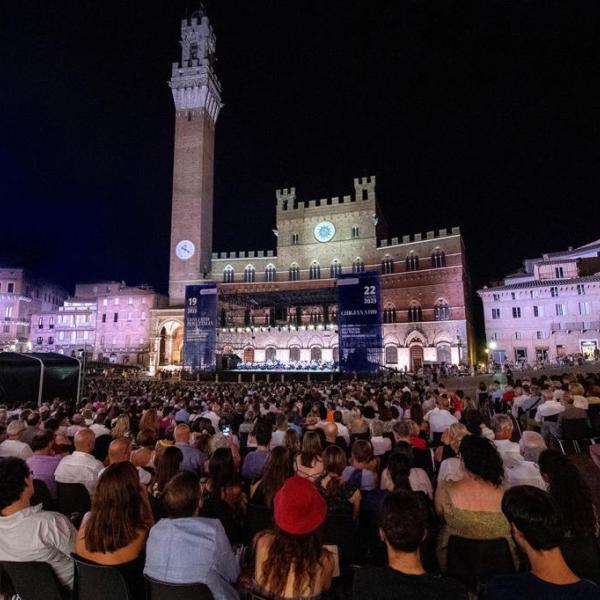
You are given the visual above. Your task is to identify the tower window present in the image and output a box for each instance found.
[434,300,450,321]
[352,258,365,273]
[190,43,198,60]
[291,233,299,245]
[265,265,276,282]
[382,257,394,274]
[351,226,360,238]
[383,305,397,324]
[408,303,422,323]
[330,261,342,278]
[223,266,234,283]
[244,265,256,283]
[431,249,446,268]
[405,253,419,271]
[309,263,321,280]
[289,264,300,281]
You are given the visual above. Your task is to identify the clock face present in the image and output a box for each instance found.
[175,240,195,260]
[314,221,335,243]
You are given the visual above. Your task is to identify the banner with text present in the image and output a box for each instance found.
[336,272,382,373]
[184,283,218,371]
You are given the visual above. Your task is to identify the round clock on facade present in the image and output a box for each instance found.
[313,221,335,243]
[175,240,195,260]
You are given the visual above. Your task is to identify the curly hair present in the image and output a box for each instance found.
[459,435,503,487]
[258,526,329,597]
[0,457,29,511]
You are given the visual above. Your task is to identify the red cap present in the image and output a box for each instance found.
[273,476,327,535]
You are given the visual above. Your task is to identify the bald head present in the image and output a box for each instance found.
[174,423,190,443]
[324,422,338,442]
[74,428,95,453]
[108,436,132,464]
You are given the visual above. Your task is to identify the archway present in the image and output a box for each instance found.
[158,320,184,366]
[171,327,183,364]
[243,347,255,362]
[409,345,424,371]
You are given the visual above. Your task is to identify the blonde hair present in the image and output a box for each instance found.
[568,383,585,396]
[446,422,469,453]
[111,414,130,439]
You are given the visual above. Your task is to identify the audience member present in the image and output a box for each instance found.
[353,490,467,599]
[0,457,76,589]
[242,421,272,480]
[493,415,523,467]
[424,397,457,442]
[54,428,104,496]
[251,446,292,508]
[144,471,240,600]
[26,430,62,499]
[0,420,33,459]
[343,439,378,490]
[294,430,324,481]
[174,423,206,473]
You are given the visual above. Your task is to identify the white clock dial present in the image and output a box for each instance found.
[176,240,195,260]
[314,221,335,243]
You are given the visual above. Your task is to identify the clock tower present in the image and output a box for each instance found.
[168,11,222,306]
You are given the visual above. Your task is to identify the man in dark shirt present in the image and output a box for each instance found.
[353,490,467,600]
[483,486,600,599]
[241,421,271,480]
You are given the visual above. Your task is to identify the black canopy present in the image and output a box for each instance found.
[0,352,80,407]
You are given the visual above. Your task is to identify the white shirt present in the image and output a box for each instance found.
[494,439,523,468]
[0,505,76,588]
[371,436,392,456]
[89,423,111,438]
[334,422,350,445]
[54,451,104,496]
[380,467,433,499]
[200,410,220,431]
[437,457,464,482]
[511,394,531,418]
[424,408,458,436]
[504,461,547,490]
[0,439,33,460]
[270,429,286,449]
[535,400,566,423]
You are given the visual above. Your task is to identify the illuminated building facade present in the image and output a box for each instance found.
[150,11,475,373]
[479,239,600,365]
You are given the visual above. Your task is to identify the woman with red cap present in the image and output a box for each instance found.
[254,475,335,599]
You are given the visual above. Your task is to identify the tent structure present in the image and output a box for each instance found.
[0,353,81,408]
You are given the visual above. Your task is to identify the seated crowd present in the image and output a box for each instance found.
[0,372,600,599]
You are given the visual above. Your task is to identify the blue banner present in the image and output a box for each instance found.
[183,284,218,371]
[336,272,382,373]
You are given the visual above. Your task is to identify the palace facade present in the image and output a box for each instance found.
[149,12,475,373]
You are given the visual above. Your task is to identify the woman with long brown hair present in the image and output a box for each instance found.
[75,462,153,599]
[294,430,324,481]
[255,476,334,599]
[138,408,160,438]
[149,445,183,499]
[251,446,292,508]
[130,428,157,469]
[316,445,361,520]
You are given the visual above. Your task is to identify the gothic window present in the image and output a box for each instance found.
[382,256,394,274]
[244,265,256,283]
[330,260,342,278]
[265,264,276,282]
[309,308,323,324]
[383,304,397,324]
[291,233,299,245]
[352,258,365,273]
[309,262,321,280]
[432,248,446,268]
[406,252,419,271]
[310,346,322,361]
[223,265,234,283]
[289,264,300,281]
[408,302,422,323]
[265,347,277,361]
[434,300,450,321]
[289,346,301,362]
[351,226,360,238]
[329,308,337,324]
[385,346,398,364]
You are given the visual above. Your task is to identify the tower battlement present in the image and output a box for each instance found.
[276,176,376,211]
[377,226,461,248]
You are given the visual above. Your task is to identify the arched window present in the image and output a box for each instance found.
[244,265,256,283]
[329,307,337,324]
[309,308,322,324]
[265,264,276,282]
[382,256,394,274]
[330,260,342,278]
[383,304,397,324]
[385,346,398,364]
[437,344,452,363]
[289,264,300,281]
[406,252,419,271]
[351,226,360,238]
[223,265,234,283]
[310,346,322,361]
[289,346,301,362]
[309,262,321,280]
[408,302,422,323]
[243,347,255,362]
[432,248,446,268]
[265,347,277,361]
[434,300,450,321]
[352,258,365,273]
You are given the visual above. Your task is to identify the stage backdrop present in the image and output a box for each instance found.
[336,272,382,373]
[184,283,218,371]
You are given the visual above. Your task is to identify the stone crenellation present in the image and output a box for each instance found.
[378,227,460,248]
[276,176,376,211]
[212,250,275,260]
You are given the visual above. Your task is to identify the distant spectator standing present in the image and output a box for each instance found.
[0,420,33,459]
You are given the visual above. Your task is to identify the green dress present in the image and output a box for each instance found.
[436,482,518,572]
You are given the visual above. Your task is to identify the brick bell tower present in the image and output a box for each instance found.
[168,10,222,306]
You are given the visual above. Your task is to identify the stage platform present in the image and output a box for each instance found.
[217,368,339,382]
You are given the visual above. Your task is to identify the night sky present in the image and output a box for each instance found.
[2,1,600,310]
